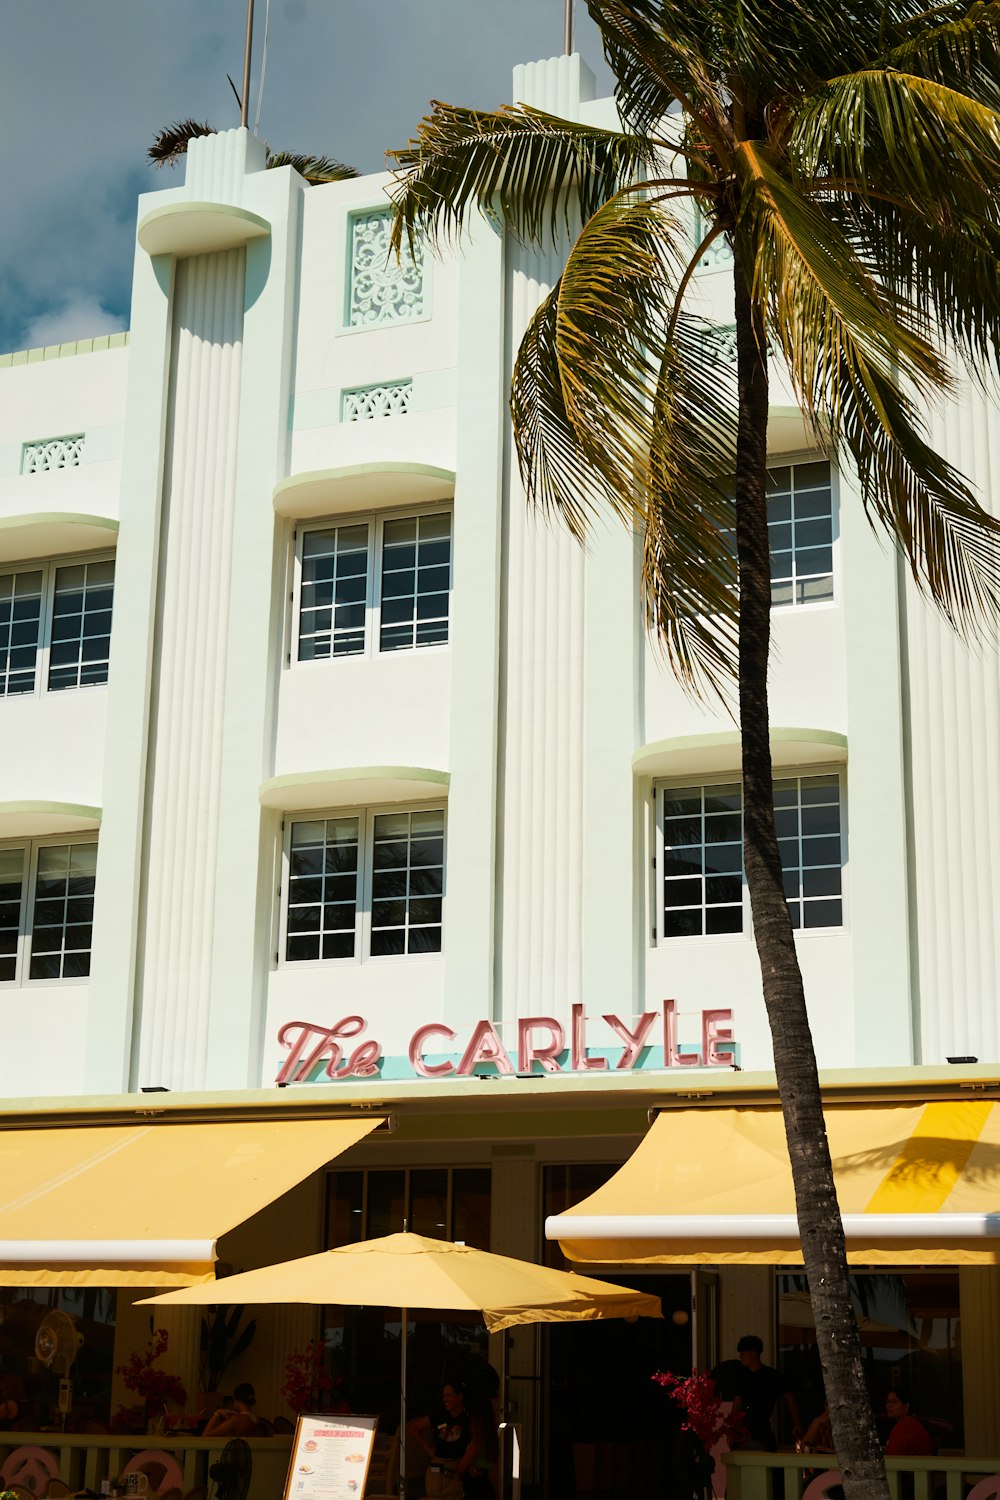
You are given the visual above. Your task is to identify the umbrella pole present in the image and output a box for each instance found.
[400,1306,408,1500]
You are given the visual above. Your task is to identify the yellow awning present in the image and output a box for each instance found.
[546,1101,1000,1265]
[0,1116,383,1286]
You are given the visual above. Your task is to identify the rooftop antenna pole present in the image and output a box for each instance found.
[563,0,574,54]
[240,0,255,127]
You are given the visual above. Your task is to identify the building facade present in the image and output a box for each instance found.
[1,51,999,1496]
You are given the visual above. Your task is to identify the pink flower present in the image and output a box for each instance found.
[653,1371,747,1450]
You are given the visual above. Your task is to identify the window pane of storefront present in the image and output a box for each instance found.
[366,1169,406,1239]
[0,1288,116,1429]
[452,1168,491,1251]
[326,1169,365,1247]
[542,1165,694,1500]
[410,1168,449,1239]
[322,1167,493,1432]
[778,1272,963,1449]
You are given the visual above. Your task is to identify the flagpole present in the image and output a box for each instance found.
[240,0,255,127]
[563,0,574,55]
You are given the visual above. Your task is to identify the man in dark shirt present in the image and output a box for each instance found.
[712,1335,802,1451]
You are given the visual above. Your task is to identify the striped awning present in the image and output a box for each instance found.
[545,1100,1000,1265]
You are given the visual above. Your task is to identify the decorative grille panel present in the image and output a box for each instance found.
[342,380,413,420]
[21,435,85,473]
[349,210,425,327]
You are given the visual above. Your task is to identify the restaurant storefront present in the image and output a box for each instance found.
[0,1064,998,1500]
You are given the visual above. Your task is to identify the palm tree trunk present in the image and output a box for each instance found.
[731,240,889,1500]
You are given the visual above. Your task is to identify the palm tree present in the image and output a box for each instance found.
[148,119,357,185]
[387,5,1000,1498]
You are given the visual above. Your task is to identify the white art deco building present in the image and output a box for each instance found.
[0,51,999,1497]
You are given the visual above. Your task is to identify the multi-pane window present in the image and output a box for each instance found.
[768,461,834,607]
[370,809,444,954]
[299,525,369,661]
[0,557,114,698]
[379,515,451,652]
[0,839,98,984]
[0,569,44,696]
[774,774,844,929]
[658,774,844,938]
[284,807,445,963]
[295,512,451,662]
[661,784,744,938]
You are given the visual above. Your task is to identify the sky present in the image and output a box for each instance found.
[0,1,614,354]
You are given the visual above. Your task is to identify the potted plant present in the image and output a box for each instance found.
[113,1328,187,1433]
[282,1342,336,1414]
[653,1370,746,1500]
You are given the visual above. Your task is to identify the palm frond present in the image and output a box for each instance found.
[739,143,1000,630]
[792,68,1000,205]
[837,358,1000,629]
[585,1,733,156]
[643,316,740,696]
[829,195,1000,376]
[148,119,216,168]
[510,196,739,693]
[388,102,657,252]
[736,141,949,409]
[880,1,1000,107]
[266,152,358,184]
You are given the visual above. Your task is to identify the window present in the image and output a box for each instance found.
[0,557,114,698]
[768,461,834,606]
[0,838,98,983]
[284,806,445,963]
[295,512,450,662]
[658,773,844,938]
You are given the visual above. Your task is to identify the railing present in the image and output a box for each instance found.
[726,1451,1000,1500]
[0,1432,292,1500]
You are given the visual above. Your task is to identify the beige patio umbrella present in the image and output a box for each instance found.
[142,1231,662,1496]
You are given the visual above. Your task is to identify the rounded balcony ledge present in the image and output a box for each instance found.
[0,801,102,839]
[273,463,456,521]
[259,766,450,812]
[632,728,847,780]
[0,513,118,565]
[137,202,271,259]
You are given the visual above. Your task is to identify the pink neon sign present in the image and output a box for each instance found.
[275,1000,735,1085]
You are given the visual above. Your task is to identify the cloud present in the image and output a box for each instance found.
[20,295,128,350]
[0,0,615,354]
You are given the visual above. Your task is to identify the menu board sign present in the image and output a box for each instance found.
[283,1413,379,1500]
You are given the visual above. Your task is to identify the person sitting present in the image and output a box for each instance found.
[884,1388,934,1456]
[799,1400,834,1453]
[202,1382,258,1438]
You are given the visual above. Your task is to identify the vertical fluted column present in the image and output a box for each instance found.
[960,1266,1000,1453]
[903,381,1000,1062]
[497,55,595,1030]
[135,248,246,1089]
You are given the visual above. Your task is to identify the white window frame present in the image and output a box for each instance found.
[0,551,115,701]
[289,506,453,667]
[766,455,840,612]
[278,802,447,967]
[0,834,98,987]
[652,766,848,944]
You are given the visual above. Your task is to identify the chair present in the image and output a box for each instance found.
[272,1417,294,1435]
[180,1485,207,1500]
[965,1479,1000,1500]
[1,1447,61,1496]
[365,1431,399,1499]
[802,1470,844,1500]
[158,1487,183,1500]
[46,1483,71,1499]
[121,1451,186,1495]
